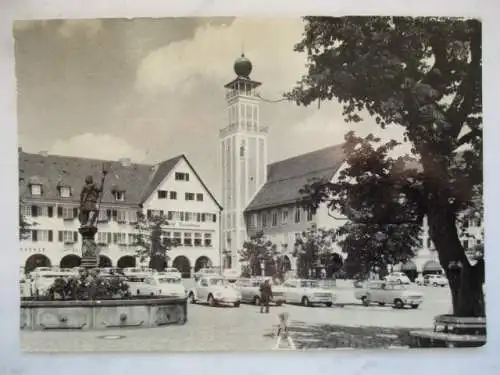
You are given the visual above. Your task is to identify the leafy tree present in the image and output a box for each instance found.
[239,231,279,277]
[293,224,336,278]
[134,211,176,271]
[288,16,483,316]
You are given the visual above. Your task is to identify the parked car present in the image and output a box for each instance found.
[282,279,336,307]
[161,268,182,279]
[20,277,32,298]
[30,270,69,296]
[188,275,241,307]
[354,280,423,309]
[353,279,367,288]
[416,274,448,287]
[384,272,411,284]
[194,268,219,280]
[222,269,240,282]
[233,278,285,306]
[131,274,186,297]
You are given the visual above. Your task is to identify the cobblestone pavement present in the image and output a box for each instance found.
[20,283,451,352]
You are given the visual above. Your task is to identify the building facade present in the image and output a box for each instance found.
[220,54,484,277]
[19,151,222,277]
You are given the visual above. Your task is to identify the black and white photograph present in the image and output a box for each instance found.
[15,15,485,352]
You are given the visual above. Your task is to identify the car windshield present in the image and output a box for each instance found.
[300,280,320,288]
[158,277,181,284]
[210,278,227,286]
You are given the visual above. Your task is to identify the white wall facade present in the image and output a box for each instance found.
[20,157,221,275]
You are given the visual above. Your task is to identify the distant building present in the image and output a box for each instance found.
[19,150,222,277]
[219,54,483,277]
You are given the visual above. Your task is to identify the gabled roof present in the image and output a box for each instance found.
[18,151,221,209]
[245,144,346,212]
[19,152,154,205]
[139,154,222,210]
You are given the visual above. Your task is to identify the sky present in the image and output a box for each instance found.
[14,17,410,199]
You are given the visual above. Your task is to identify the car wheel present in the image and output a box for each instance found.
[188,292,196,304]
[398,279,403,284]
[378,302,386,306]
[325,302,333,307]
[411,304,419,309]
[234,302,240,308]
[302,296,310,307]
[208,294,216,307]
[150,292,154,296]
[432,282,438,287]
[393,299,404,309]
[361,296,369,306]
[275,301,283,307]
[254,296,261,306]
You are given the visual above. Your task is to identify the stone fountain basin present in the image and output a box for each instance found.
[21,297,187,331]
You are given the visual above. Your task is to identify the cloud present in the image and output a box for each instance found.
[57,19,103,38]
[49,133,147,162]
[135,18,307,97]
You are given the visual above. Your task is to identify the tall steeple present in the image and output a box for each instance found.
[219,54,268,271]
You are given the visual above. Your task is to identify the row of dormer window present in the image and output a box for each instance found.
[157,190,204,202]
[247,207,314,228]
[27,183,125,201]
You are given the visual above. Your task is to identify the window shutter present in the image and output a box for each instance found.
[106,209,112,219]
[58,231,63,242]
[47,206,53,217]
[202,213,206,222]
[112,209,118,220]
[73,232,78,243]
[57,206,63,218]
[48,230,53,242]
[73,207,78,219]
[107,232,112,244]
[212,214,217,222]
[160,210,164,217]
[31,205,38,217]
[186,173,189,181]
[32,230,38,242]
[113,233,119,243]
[147,210,152,219]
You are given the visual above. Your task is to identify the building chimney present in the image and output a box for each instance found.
[119,157,131,167]
[39,151,49,157]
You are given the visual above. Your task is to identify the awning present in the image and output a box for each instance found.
[423,260,442,272]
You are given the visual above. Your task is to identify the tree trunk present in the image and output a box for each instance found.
[427,197,485,317]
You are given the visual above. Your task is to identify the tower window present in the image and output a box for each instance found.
[240,140,245,157]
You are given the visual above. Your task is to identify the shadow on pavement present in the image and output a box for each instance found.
[278,321,419,349]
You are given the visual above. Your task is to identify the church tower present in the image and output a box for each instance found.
[219,54,268,271]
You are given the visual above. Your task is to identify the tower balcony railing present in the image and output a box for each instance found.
[219,124,269,137]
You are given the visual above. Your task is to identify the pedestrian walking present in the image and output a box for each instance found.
[259,279,272,314]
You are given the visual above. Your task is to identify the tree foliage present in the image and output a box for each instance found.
[134,211,176,271]
[293,224,337,278]
[239,231,279,277]
[288,16,483,316]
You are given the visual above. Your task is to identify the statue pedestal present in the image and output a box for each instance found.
[79,226,99,269]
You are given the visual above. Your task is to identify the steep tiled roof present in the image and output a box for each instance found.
[139,156,183,203]
[19,152,175,206]
[245,144,346,212]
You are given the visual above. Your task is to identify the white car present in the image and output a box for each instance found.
[384,272,411,284]
[131,274,186,297]
[233,278,285,306]
[188,275,241,307]
[417,274,448,287]
[282,279,336,307]
[194,268,219,280]
[20,277,32,298]
[30,270,69,296]
[354,280,424,309]
[162,268,182,278]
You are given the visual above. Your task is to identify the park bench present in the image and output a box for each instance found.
[409,314,486,348]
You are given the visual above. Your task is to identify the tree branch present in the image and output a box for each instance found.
[455,128,482,148]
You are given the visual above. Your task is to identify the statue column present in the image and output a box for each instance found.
[80,227,100,269]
